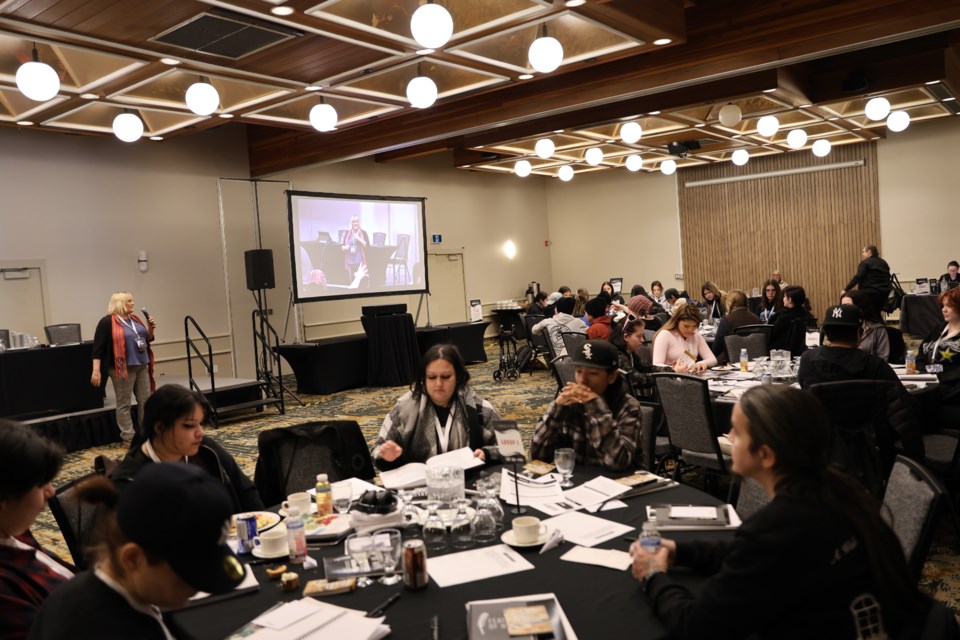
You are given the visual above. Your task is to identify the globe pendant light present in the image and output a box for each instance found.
[864,97,891,121]
[625,154,643,172]
[557,165,574,182]
[757,115,779,137]
[309,100,338,132]
[185,77,219,116]
[113,111,144,143]
[534,138,555,159]
[718,103,742,127]
[620,121,643,144]
[786,128,808,149]
[660,159,677,175]
[406,71,438,109]
[811,139,832,157]
[731,149,749,166]
[528,24,563,74]
[886,110,910,132]
[410,1,454,50]
[16,44,60,102]
[514,160,532,177]
[584,147,603,166]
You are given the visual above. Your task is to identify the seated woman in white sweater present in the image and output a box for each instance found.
[652,303,717,373]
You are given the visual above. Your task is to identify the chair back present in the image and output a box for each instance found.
[393,234,410,260]
[48,472,101,569]
[523,315,552,358]
[636,401,672,472]
[733,324,773,338]
[734,476,771,521]
[886,326,907,365]
[725,333,767,361]
[808,380,895,498]
[372,232,386,246]
[254,421,375,506]
[44,323,82,345]
[559,331,587,357]
[882,456,946,581]
[653,373,727,473]
[0,328,9,348]
[551,356,577,395]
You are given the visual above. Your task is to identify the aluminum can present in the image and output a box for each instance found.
[402,539,428,590]
[235,513,258,553]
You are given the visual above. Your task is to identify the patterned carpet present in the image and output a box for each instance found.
[31,339,960,615]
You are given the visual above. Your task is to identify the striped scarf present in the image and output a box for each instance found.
[110,314,156,391]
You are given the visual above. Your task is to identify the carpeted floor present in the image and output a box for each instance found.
[31,339,960,614]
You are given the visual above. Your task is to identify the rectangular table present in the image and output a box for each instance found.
[900,294,941,338]
[0,342,103,418]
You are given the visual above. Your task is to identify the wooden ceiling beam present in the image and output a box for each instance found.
[573,0,686,44]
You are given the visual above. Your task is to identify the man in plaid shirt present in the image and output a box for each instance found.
[530,340,642,471]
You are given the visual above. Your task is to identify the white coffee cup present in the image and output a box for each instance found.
[512,516,547,544]
[283,491,311,515]
[254,528,287,556]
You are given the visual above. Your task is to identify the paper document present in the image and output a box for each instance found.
[531,476,630,516]
[499,469,564,506]
[308,476,380,499]
[541,511,633,547]
[428,544,534,588]
[379,447,484,489]
[226,597,388,640]
[560,546,632,571]
[646,504,742,531]
[670,506,718,519]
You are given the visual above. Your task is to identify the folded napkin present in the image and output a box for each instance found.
[349,510,404,534]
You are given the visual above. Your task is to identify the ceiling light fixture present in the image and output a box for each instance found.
[660,159,677,175]
[864,96,891,121]
[16,120,34,126]
[518,73,534,80]
[585,147,603,166]
[219,113,234,119]
[528,23,563,74]
[309,99,338,131]
[81,93,99,100]
[160,57,180,66]
[786,128,808,149]
[620,121,643,143]
[886,110,910,132]
[648,111,661,116]
[16,43,60,102]
[416,48,435,55]
[811,139,832,157]
[410,1,454,50]
[565,0,586,6]
[718,103,742,127]
[112,111,144,143]
[625,154,643,172]
[515,160,532,177]
[757,115,779,137]
[406,63,438,108]
[150,136,164,141]
[271,5,294,15]
[535,138,555,159]
[558,165,574,181]
[653,38,672,46]
[305,85,322,91]
[185,77,220,116]
[731,149,749,166]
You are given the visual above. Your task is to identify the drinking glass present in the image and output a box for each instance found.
[554,448,576,488]
[473,501,497,544]
[426,465,464,507]
[450,499,474,549]
[398,488,421,537]
[331,481,352,515]
[345,533,375,588]
[373,528,402,585]
[422,501,448,552]
[481,476,506,531]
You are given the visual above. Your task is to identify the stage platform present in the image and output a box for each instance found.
[20,375,265,453]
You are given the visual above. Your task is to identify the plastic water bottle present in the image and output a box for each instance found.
[640,521,662,555]
[739,348,749,372]
[905,350,917,375]
[286,506,307,564]
[315,474,333,517]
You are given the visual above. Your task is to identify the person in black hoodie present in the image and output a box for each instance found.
[110,384,263,513]
[711,289,760,365]
[842,244,892,315]
[768,286,813,356]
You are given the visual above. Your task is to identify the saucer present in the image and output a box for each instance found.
[251,546,288,560]
[501,529,550,548]
[279,503,318,517]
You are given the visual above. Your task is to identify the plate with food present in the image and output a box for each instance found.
[305,513,353,540]
[230,511,282,534]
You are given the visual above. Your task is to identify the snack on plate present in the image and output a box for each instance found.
[523,460,555,476]
[279,572,300,591]
[302,578,357,597]
[265,564,287,579]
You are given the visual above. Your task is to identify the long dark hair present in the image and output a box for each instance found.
[0,420,63,501]
[782,285,812,315]
[136,384,211,448]
[738,386,926,628]
[411,344,470,398]
[609,315,645,355]
[758,279,783,313]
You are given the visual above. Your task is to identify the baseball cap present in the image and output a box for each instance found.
[546,292,563,305]
[117,463,244,595]
[569,340,619,370]
[822,304,862,327]
[627,294,653,317]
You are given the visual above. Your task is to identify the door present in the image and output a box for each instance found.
[426,253,467,325]
[0,266,47,342]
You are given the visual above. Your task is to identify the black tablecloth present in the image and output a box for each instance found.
[416,321,491,363]
[275,337,369,395]
[900,295,941,338]
[361,313,420,387]
[0,342,103,418]
[168,467,730,640]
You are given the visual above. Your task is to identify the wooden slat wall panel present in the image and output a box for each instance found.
[676,142,879,320]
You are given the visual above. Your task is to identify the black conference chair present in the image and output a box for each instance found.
[44,323,82,345]
[725,333,767,361]
[254,421,375,507]
[388,233,410,285]
[0,328,9,349]
[881,456,948,582]
[372,231,386,246]
[48,472,101,569]
[559,330,587,358]
[733,324,773,339]
[886,326,907,365]
[733,476,771,521]
[637,399,674,474]
[523,315,552,367]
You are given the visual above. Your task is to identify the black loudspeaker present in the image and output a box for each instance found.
[244,249,275,290]
[362,304,407,317]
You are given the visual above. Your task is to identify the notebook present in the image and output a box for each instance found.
[226,598,389,640]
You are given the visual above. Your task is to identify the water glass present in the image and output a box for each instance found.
[450,499,474,549]
[331,481,352,514]
[373,528,402,585]
[398,488,422,537]
[478,475,505,531]
[345,533,375,588]
[422,501,448,552]
[473,502,498,544]
[555,448,575,488]
[425,465,464,507]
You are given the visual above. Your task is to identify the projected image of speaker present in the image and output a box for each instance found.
[245,249,275,290]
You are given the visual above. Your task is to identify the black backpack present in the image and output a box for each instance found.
[883,274,905,313]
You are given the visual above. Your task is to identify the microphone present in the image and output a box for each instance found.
[141,308,152,320]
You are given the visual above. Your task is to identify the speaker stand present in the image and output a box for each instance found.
[414,292,433,328]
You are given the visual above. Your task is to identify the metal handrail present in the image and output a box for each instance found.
[184,315,218,416]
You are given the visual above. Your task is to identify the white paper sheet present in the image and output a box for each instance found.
[499,469,564,506]
[541,511,633,547]
[530,475,630,516]
[560,545,632,571]
[670,506,719,519]
[253,600,318,630]
[307,475,380,499]
[428,544,534,588]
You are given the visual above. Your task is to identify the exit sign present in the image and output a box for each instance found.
[431,234,442,244]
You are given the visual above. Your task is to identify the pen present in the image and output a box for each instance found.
[366,593,401,618]
[431,615,440,640]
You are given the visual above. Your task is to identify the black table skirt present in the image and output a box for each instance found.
[0,342,104,419]
[900,295,941,338]
[168,466,729,640]
[361,313,420,387]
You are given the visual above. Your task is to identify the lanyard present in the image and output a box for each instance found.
[144,438,188,464]
[434,406,455,453]
[120,316,140,337]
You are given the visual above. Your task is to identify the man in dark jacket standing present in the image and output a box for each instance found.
[842,244,891,313]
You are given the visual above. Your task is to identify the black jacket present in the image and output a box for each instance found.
[711,307,761,364]
[111,436,263,513]
[845,255,892,295]
[768,306,810,355]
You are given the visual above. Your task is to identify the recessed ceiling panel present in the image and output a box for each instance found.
[246,93,400,127]
[336,58,507,102]
[112,69,290,112]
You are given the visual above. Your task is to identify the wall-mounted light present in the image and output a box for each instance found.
[138,250,149,273]
[502,239,517,259]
